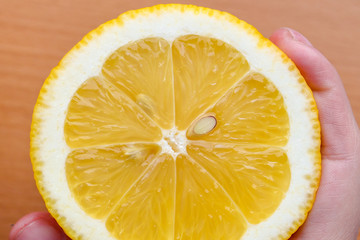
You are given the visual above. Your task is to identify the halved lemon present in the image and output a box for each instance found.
[30,4,321,240]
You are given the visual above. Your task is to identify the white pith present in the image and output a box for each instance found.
[32,6,319,240]
[160,128,187,157]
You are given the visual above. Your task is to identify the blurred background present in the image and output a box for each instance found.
[1,0,359,239]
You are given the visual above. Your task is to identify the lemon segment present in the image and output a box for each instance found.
[66,144,161,219]
[64,76,163,148]
[174,154,247,240]
[188,73,289,146]
[187,142,290,224]
[172,35,250,130]
[102,38,174,130]
[105,154,175,240]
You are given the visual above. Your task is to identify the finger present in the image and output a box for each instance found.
[9,212,70,240]
[270,27,359,160]
[270,27,338,91]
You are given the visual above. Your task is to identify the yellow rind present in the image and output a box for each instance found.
[30,4,321,240]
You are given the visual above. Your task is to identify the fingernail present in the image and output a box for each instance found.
[14,218,67,240]
[284,27,313,47]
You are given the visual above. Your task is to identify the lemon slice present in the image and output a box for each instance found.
[30,4,321,240]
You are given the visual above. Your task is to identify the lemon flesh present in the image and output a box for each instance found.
[65,36,291,239]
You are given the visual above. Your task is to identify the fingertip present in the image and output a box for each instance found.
[270,27,313,47]
[269,28,291,46]
[270,28,338,92]
[9,212,69,240]
[9,212,48,240]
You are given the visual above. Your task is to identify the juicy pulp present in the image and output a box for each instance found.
[64,35,290,239]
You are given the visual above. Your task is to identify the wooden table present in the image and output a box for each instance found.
[1,0,359,239]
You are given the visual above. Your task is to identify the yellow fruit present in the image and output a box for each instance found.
[30,4,321,240]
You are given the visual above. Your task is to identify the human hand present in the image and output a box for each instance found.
[271,28,360,240]
[9,28,360,240]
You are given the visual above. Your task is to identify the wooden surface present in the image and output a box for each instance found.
[1,0,359,239]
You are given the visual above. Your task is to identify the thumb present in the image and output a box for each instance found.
[271,28,360,240]
[9,212,70,240]
[270,27,359,160]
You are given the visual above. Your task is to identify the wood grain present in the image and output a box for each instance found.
[1,0,359,239]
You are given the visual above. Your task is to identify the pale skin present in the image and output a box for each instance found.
[9,28,360,240]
